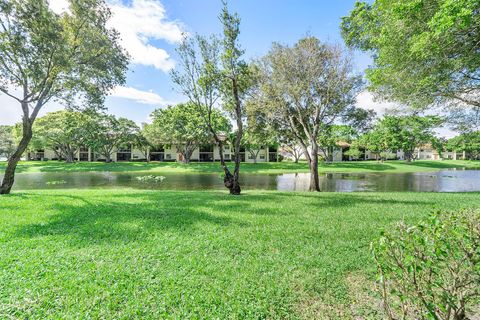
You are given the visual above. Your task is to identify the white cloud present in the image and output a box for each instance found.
[108,0,184,72]
[48,0,184,72]
[110,86,171,105]
[355,91,401,116]
[355,91,458,138]
[49,0,70,15]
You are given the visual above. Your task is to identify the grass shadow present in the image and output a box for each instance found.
[14,192,247,246]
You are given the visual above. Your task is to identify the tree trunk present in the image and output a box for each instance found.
[405,151,412,163]
[229,141,242,195]
[309,144,320,192]
[1,106,33,194]
[229,78,243,195]
[105,154,112,163]
[250,151,258,164]
[180,143,196,164]
[65,149,74,163]
[214,140,240,195]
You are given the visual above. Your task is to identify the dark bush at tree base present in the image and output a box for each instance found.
[372,209,480,319]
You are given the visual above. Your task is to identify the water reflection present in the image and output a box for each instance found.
[5,169,480,192]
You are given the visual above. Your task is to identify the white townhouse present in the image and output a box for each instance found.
[27,144,279,163]
[282,142,468,162]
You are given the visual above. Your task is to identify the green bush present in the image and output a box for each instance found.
[372,209,480,319]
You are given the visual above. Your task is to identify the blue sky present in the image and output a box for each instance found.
[2,0,380,126]
[118,0,372,123]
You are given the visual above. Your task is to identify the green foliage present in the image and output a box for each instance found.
[382,115,442,161]
[341,0,480,111]
[344,146,362,159]
[219,0,252,117]
[84,113,139,162]
[0,125,15,159]
[255,36,361,190]
[131,129,152,159]
[171,1,250,193]
[243,101,277,162]
[446,131,480,159]
[146,103,230,163]
[317,125,358,162]
[0,0,128,109]
[0,0,128,193]
[372,209,480,319]
[358,126,390,160]
[361,115,442,161]
[343,106,377,134]
[32,110,90,162]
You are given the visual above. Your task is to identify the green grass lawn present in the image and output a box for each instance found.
[1,189,479,319]
[1,159,479,175]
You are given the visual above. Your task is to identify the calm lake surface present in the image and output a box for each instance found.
[5,169,480,192]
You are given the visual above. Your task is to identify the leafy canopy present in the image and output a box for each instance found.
[0,125,15,159]
[146,103,230,147]
[0,0,129,109]
[32,110,90,159]
[341,0,480,110]
[84,113,139,160]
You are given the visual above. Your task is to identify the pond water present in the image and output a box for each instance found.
[5,169,480,192]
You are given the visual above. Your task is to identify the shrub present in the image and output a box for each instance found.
[372,209,480,319]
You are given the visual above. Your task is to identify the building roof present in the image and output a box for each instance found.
[336,141,351,148]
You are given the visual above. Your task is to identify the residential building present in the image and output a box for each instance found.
[281,143,467,162]
[27,144,278,163]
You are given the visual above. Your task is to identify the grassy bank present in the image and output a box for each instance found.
[1,159,479,175]
[1,189,479,318]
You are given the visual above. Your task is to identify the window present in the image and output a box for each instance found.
[166,154,171,160]
[199,145,214,152]
[225,154,230,160]
[150,145,165,152]
[118,145,132,152]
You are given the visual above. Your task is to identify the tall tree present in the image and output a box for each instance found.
[32,110,89,163]
[171,1,251,194]
[244,101,276,164]
[317,125,357,162]
[85,114,138,163]
[255,37,361,191]
[0,125,15,160]
[358,125,391,162]
[218,1,252,193]
[381,115,443,162]
[145,103,230,164]
[341,0,480,112]
[0,0,128,194]
[132,128,152,162]
[446,131,480,160]
[342,106,376,134]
